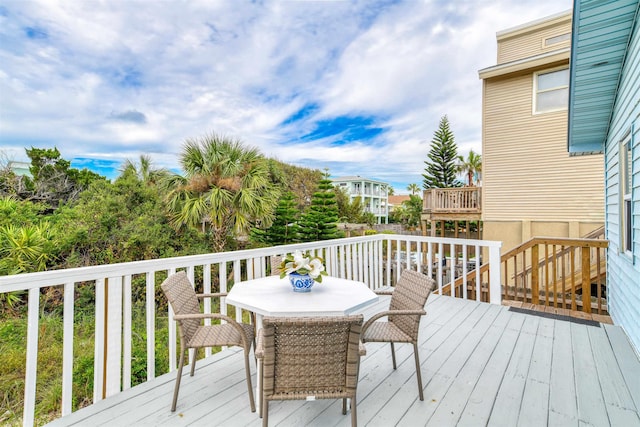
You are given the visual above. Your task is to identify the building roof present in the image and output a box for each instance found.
[331,176,388,185]
[8,161,31,177]
[387,195,411,206]
[568,0,640,154]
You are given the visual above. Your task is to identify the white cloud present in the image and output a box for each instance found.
[0,0,573,191]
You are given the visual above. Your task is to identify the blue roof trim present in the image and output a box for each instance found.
[568,0,640,154]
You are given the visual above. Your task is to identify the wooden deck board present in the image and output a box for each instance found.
[518,317,554,427]
[548,320,578,427]
[571,322,610,427]
[487,313,540,426]
[46,295,640,427]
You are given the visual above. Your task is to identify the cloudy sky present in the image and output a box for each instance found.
[0,0,572,192]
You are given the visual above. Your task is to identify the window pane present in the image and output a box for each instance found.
[538,69,569,91]
[536,88,568,111]
[625,200,632,252]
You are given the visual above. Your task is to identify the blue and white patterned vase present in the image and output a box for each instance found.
[288,272,315,292]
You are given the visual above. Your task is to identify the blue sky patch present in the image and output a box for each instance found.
[72,158,122,180]
[114,67,143,88]
[302,115,385,144]
[282,103,320,125]
[24,26,48,39]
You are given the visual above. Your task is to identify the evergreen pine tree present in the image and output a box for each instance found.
[298,175,342,242]
[262,191,300,245]
[422,115,461,188]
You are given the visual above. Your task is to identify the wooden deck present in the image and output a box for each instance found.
[47,295,640,427]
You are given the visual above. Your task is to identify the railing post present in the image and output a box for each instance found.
[531,245,539,305]
[489,243,502,305]
[582,246,591,313]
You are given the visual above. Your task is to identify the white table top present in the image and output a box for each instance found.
[226,275,378,317]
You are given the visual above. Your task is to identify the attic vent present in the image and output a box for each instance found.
[544,32,570,46]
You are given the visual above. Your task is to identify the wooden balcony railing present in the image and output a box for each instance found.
[423,187,481,213]
[0,234,502,426]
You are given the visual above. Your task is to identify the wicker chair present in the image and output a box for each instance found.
[270,255,283,276]
[255,315,365,427]
[361,269,435,401]
[161,271,256,413]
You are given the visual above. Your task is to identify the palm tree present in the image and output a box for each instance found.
[119,154,169,185]
[457,150,482,186]
[164,133,279,252]
[407,183,420,195]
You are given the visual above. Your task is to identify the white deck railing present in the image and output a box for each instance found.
[0,234,501,427]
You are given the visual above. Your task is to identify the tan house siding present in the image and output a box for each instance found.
[497,11,572,63]
[480,11,604,255]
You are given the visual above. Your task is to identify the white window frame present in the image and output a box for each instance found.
[532,66,569,114]
[621,131,633,257]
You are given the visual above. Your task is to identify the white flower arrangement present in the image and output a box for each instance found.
[279,250,328,283]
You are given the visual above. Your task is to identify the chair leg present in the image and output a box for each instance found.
[390,342,397,369]
[413,342,424,401]
[258,358,263,418]
[189,348,197,376]
[262,401,269,427]
[244,347,256,412]
[171,349,186,412]
[351,396,357,427]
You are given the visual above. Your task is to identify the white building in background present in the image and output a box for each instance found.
[331,176,389,224]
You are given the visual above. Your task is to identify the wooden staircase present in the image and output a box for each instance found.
[437,226,609,317]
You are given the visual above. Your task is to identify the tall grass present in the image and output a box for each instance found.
[0,308,171,426]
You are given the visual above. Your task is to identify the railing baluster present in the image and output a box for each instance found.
[475,244,481,302]
[462,244,468,300]
[123,275,132,390]
[596,248,602,314]
[23,287,40,427]
[560,246,566,310]
[531,245,539,305]
[570,249,577,311]
[62,281,74,416]
[204,264,212,357]
[544,245,550,308]
[94,278,106,402]
[552,244,557,308]
[582,246,591,313]
[167,268,177,373]
[145,272,155,380]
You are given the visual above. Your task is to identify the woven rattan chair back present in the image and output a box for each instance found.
[388,269,435,340]
[161,271,201,343]
[259,315,364,426]
[269,255,283,276]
